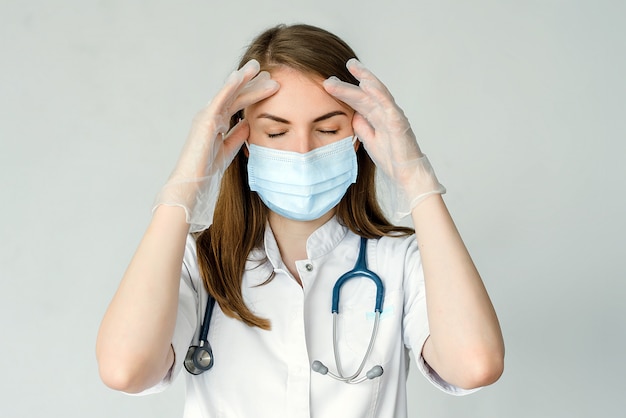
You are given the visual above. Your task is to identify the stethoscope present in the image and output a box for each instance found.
[185,237,385,384]
[311,237,384,383]
[184,292,216,375]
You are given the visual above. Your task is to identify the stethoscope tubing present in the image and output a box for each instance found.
[200,294,216,341]
[331,237,384,314]
[332,310,381,383]
[325,236,385,383]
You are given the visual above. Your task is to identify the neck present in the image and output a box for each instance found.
[268,210,335,283]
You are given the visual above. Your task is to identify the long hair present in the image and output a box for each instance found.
[196,24,413,329]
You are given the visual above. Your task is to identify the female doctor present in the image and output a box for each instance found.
[96,24,504,417]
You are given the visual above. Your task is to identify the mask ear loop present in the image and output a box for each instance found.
[352,135,361,152]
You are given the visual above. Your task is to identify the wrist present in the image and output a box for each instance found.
[152,204,191,229]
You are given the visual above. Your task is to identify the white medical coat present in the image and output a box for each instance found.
[143,216,475,417]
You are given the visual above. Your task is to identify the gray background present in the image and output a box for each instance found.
[1,0,624,417]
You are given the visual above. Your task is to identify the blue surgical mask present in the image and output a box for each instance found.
[247,136,358,221]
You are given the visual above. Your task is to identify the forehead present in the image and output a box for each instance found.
[246,66,352,119]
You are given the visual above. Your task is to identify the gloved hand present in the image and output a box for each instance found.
[323,58,445,221]
[153,59,279,232]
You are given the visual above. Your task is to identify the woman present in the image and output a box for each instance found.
[97,24,504,417]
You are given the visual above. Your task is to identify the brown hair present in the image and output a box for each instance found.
[195,24,413,329]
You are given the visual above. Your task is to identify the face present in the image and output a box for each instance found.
[245,67,355,153]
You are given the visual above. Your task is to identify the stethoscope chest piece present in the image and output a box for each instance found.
[184,341,215,375]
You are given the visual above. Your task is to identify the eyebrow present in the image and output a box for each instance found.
[257,110,348,124]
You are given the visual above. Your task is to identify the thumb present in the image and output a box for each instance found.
[219,119,250,165]
[352,113,374,144]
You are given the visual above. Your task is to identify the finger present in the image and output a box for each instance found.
[346,59,399,111]
[230,71,280,112]
[346,59,390,95]
[227,59,262,89]
[325,76,395,130]
[209,60,262,112]
[323,76,375,116]
[347,59,399,110]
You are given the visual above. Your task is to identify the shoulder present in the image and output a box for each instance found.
[372,233,419,262]
[364,233,422,292]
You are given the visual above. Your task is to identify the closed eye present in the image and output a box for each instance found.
[319,130,338,135]
[267,132,287,138]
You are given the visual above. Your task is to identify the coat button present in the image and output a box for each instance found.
[305,263,313,272]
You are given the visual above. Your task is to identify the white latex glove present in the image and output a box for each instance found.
[323,58,445,221]
[153,60,279,232]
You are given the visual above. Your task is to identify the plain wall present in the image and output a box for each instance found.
[1,1,624,417]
